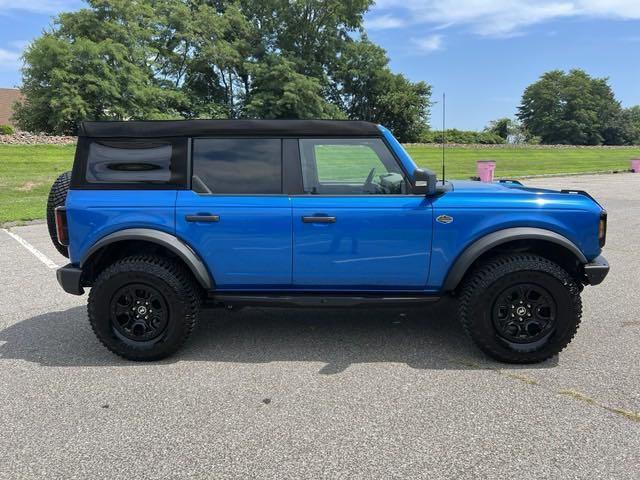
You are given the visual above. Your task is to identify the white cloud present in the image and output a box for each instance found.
[374,0,640,36]
[0,48,22,71]
[413,34,444,53]
[0,0,83,15]
[366,14,406,30]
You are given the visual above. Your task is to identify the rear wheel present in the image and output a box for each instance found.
[46,171,71,258]
[458,254,582,363]
[88,255,201,361]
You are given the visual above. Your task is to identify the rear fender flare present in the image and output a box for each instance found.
[80,228,213,290]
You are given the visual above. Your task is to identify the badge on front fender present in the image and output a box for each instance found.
[436,215,454,224]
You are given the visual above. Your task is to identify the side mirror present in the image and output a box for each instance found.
[412,168,437,195]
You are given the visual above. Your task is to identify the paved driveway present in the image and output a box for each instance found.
[0,173,638,479]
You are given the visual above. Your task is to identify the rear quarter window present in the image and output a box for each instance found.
[75,137,188,188]
[86,141,172,183]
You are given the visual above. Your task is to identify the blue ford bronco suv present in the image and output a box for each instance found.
[48,119,609,363]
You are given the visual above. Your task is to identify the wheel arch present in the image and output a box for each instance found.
[442,227,587,292]
[80,228,213,290]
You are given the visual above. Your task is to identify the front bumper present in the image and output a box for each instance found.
[584,255,609,286]
[56,264,85,295]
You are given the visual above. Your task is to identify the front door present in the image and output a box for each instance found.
[176,138,292,288]
[292,138,433,290]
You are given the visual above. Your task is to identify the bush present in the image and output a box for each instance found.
[0,124,15,135]
[418,129,506,144]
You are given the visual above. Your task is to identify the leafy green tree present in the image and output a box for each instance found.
[619,106,640,145]
[332,37,431,142]
[14,0,185,133]
[420,129,505,145]
[486,118,514,140]
[15,0,432,139]
[517,69,625,145]
[245,55,343,118]
[243,0,373,79]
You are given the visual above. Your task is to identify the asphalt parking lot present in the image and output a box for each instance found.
[1,173,638,479]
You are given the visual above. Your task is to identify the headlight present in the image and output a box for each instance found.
[598,211,607,248]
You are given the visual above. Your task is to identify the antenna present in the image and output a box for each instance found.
[441,92,446,185]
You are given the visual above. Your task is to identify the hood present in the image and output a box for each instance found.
[449,180,559,195]
[444,180,603,212]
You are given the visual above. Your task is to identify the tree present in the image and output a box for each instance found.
[14,0,432,139]
[332,36,431,142]
[486,118,514,141]
[618,106,640,145]
[14,0,186,133]
[517,69,625,145]
[245,55,343,119]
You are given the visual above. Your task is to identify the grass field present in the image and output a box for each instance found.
[1,143,639,224]
[0,145,76,224]
[406,145,640,179]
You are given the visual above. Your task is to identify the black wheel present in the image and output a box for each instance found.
[458,254,582,364]
[88,255,201,361]
[46,171,71,258]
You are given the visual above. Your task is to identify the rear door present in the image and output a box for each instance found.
[291,138,433,290]
[175,138,292,288]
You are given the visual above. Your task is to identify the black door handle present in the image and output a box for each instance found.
[185,214,220,223]
[302,216,336,224]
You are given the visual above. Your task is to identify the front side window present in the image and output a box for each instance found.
[192,138,282,194]
[299,138,407,195]
[86,141,173,184]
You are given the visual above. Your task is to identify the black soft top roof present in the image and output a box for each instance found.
[78,119,381,138]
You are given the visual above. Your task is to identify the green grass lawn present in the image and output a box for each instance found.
[0,145,75,224]
[406,145,640,178]
[1,143,639,224]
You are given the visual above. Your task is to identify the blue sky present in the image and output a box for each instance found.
[1,0,639,130]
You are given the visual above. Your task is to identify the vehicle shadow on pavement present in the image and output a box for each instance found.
[0,299,557,371]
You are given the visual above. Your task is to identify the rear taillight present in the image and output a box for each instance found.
[55,206,69,246]
[598,211,607,248]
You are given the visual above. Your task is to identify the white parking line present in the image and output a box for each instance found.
[1,228,59,269]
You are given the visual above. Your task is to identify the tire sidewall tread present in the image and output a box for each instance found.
[88,255,201,361]
[458,254,582,364]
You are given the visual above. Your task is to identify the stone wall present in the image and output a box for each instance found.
[0,132,76,145]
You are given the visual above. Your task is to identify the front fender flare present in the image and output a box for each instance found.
[80,228,213,290]
[442,227,587,292]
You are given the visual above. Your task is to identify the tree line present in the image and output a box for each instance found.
[12,2,640,146]
[13,0,429,142]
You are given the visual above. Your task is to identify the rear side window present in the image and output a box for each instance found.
[78,138,188,188]
[192,138,282,194]
[86,141,172,183]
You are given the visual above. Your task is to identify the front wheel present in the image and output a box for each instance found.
[88,255,201,361]
[458,254,582,364]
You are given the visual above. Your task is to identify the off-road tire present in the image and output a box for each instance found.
[88,255,201,361]
[46,171,71,257]
[458,254,582,364]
